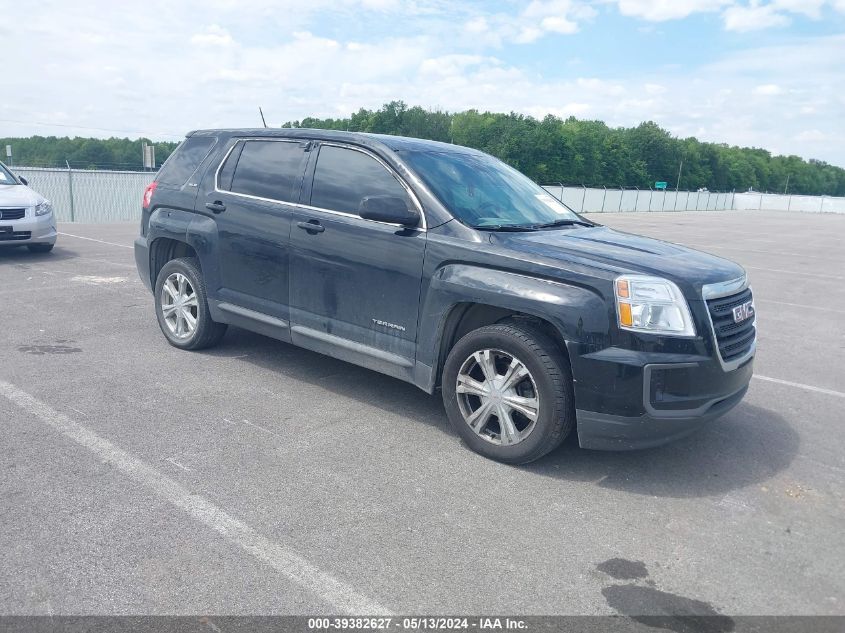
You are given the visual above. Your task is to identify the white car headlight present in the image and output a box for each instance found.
[614,275,696,337]
[35,201,53,216]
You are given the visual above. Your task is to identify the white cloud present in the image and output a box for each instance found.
[770,0,826,18]
[723,2,791,31]
[3,0,845,167]
[190,25,234,47]
[541,16,579,34]
[793,129,826,142]
[418,55,493,77]
[526,103,591,118]
[462,0,595,45]
[619,0,841,28]
[616,0,730,22]
[514,26,546,44]
[465,16,489,34]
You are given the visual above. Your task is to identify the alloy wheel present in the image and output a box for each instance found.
[160,272,198,339]
[455,348,540,446]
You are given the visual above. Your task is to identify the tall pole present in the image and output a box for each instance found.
[66,160,75,222]
[676,158,684,191]
[784,173,790,195]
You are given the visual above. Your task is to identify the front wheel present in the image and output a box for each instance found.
[154,257,227,350]
[442,321,575,464]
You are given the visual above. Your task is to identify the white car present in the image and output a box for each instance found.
[0,161,56,253]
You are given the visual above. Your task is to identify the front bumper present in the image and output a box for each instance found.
[0,211,57,246]
[571,345,754,450]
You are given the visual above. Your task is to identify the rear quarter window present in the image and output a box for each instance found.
[157,136,216,187]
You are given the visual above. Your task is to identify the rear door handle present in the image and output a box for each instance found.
[205,201,226,214]
[297,220,325,233]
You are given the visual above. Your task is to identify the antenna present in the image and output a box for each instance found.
[259,107,268,128]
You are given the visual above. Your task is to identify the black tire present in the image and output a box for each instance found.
[27,243,54,253]
[442,320,575,464]
[154,257,227,350]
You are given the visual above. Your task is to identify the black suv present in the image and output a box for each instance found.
[135,129,755,464]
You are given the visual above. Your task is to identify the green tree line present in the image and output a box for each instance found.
[284,101,845,196]
[4,102,843,195]
[0,136,179,171]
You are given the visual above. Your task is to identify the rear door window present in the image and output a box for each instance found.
[228,140,307,203]
[157,136,216,186]
[310,145,408,214]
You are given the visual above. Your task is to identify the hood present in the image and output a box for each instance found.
[0,184,43,208]
[491,225,745,297]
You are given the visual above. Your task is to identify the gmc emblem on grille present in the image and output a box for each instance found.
[732,301,754,323]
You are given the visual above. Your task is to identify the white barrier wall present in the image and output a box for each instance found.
[542,186,734,213]
[733,192,845,214]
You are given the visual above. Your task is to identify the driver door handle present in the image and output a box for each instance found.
[205,201,226,214]
[297,220,325,233]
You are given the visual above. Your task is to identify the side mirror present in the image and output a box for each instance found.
[18,176,28,186]
[359,196,420,227]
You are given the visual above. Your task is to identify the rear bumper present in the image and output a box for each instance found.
[0,212,57,246]
[134,236,152,291]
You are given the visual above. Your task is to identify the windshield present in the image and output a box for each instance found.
[0,162,18,185]
[398,149,581,229]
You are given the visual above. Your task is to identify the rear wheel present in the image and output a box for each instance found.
[27,243,54,253]
[442,320,574,464]
[154,257,227,350]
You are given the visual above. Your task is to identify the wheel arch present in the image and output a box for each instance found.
[149,237,199,288]
[433,302,574,389]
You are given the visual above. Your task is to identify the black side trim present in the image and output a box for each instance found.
[290,325,414,368]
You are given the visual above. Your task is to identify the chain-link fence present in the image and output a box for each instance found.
[14,166,153,223]
[8,166,845,222]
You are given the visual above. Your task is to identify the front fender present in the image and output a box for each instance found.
[418,263,612,388]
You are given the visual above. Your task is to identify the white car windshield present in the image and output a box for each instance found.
[0,163,18,184]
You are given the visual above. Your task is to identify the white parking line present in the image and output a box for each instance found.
[755,298,840,313]
[695,245,836,261]
[58,232,133,249]
[0,379,391,615]
[165,457,193,472]
[753,375,845,399]
[0,284,72,296]
[743,266,845,281]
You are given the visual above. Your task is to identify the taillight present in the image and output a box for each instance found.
[142,181,158,210]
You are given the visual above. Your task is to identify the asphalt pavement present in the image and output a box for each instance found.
[0,211,843,617]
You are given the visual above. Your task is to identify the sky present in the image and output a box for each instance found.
[2,0,844,166]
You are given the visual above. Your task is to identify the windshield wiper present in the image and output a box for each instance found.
[474,224,539,232]
[530,219,594,229]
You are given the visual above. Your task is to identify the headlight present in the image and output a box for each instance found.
[614,275,696,337]
[35,201,53,216]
